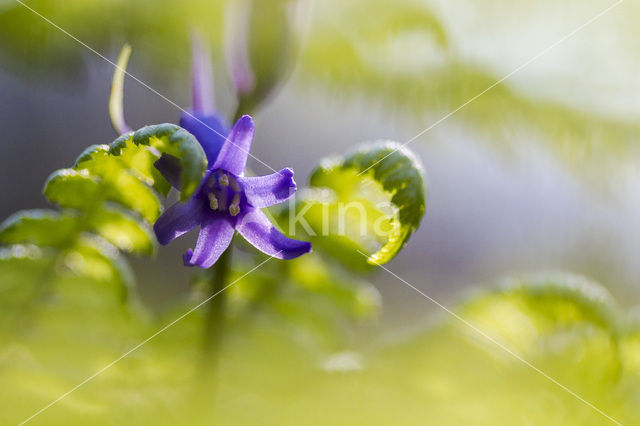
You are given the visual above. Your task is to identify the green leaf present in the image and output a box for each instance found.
[307,141,426,265]
[43,169,100,209]
[458,273,620,351]
[75,144,162,223]
[61,235,135,301]
[87,205,155,255]
[110,123,208,201]
[0,121,207,305]
[0,210,77,247]
[289,253,380,319]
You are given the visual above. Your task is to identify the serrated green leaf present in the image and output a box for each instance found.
[43,168,100,209]
[150,165,172,197]
[110,123,207,201]
[88,205,155,255]
[75,144,162,222]
[308,141,426,265]
[0,210,77,247]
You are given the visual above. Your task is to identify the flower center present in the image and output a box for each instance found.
[206,171,242,216]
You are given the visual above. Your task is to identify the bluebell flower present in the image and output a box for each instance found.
[154,114,311,268]
[112,39,311,268]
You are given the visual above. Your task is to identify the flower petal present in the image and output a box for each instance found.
[190,34,215,115]
[212,115,254,176]
[154,154,182,189]
[183,213,235,268]
[179,112,229,166]
[224,0,255,95]
[153,197,204,245]
[238,168,296,208]
[236,207,311,259]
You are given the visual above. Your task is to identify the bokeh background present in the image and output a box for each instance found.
[0,0,639,424]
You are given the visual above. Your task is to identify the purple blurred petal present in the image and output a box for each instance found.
[238,168,296,208]
[190,34,215,115]
[183,213,235,268]
[153,198,204,245]
[212,115,254,176]
[224,0,255,95]
[154,154,182,189]
[179,112,229,166]
[236,207,311,259]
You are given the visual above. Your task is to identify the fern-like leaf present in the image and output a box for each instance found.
[0,124,207,303]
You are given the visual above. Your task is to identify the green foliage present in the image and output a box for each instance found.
[0,210,77,247]
[299,1,640,186]
[0,0,637,185]
[298,141,426,267]
[0,124,207,304]
[0,0,227,81]
[2,272,639,425]
[457,273,621,373]
[218,250,381,350]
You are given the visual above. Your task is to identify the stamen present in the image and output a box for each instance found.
[207,174,216,188]
[229,193,241,216]
[208,192,218,210]
[229,175,241,192]
[219,173,229,187]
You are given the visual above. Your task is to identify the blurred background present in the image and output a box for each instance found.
[0,0,639,424]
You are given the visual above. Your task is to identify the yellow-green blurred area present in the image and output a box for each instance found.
[0,0,640,424]
[2,271,640,424]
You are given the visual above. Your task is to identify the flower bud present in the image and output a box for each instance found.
[224,0,307,118]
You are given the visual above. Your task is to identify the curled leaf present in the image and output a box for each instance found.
[109,123,207,201]
[308,141,426,265]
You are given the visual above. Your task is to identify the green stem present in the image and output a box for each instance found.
[201,242,233,377]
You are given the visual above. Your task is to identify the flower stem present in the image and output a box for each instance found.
[202,242,233,376]
[196,243,232,421]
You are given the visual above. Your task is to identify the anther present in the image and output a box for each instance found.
[208,192,218,210]
[206,174,216,188]
[229,193,241,217]
[219,173,229,187]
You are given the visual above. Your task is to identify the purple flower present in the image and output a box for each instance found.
[151,38,311,268]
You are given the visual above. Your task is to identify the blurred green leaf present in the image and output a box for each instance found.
[0,210,77,247]
[459,272,620,340]
[288,253,380,320]
[454,272,622,386]
[621,321,640,379]
[87,205,155,255]
[62,234,135,299]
